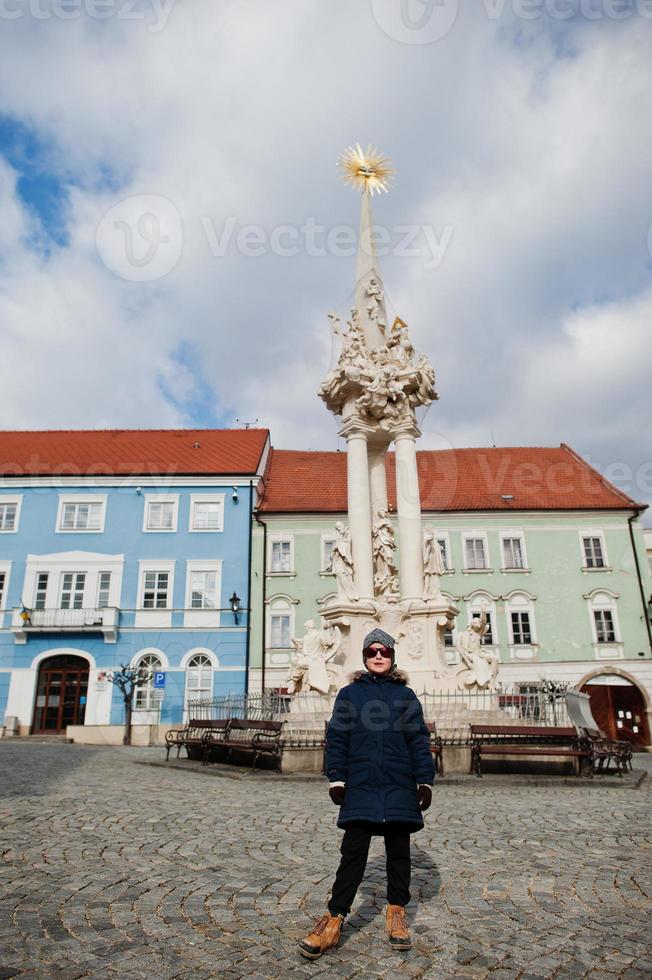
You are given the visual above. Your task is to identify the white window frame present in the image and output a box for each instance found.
[182,649,218,715]
[189,494,225,533]
[585,589,622,656]
[462,531,491,572]
[435,532,452,572]
[56,494,107,534]
[0,561,11,628]
[268,534,295,575]
[59,571,87,610]
[466,591,499,649]
[184,560,222,628]
[132,651,164,713]
[505,591,538,657]
[0,496,22,533]
[143,494,179,533]
[499,530,528,571]
[21,552,123,615]
[265,594,297,650]
[97,571,112,608]
[136,560,175,628]
[320,533,336,574]
[579,529,609,571]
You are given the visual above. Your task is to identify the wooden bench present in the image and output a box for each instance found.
[209,718,284,771]
[470,724,593,778]
[426,722,445,777]
[165,719,228,764]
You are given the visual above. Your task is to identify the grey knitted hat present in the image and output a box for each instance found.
[362,628,396,668]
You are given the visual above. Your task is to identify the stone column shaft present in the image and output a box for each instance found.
[395,431,423,600]
[368,447,388,519]
[347,432,374,598]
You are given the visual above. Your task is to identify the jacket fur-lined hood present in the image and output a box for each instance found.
[348,667,409,685]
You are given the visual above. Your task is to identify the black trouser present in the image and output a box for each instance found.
[328,824,411,917]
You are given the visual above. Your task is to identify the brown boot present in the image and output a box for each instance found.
[298,912,344,960]
[386,904,411,950]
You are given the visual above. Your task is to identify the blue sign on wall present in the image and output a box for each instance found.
[154,672,166,688]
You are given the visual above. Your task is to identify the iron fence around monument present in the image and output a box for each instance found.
[187,685,571,746]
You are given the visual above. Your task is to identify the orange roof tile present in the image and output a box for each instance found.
[0,429,269,477]
[260,445,642,513]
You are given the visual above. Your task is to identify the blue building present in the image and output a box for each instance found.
[0,428,270,742]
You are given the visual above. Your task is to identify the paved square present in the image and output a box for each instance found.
[0,743,650,979]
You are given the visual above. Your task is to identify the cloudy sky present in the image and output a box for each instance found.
[0,0,651,511]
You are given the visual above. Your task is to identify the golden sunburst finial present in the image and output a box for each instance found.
[337,143,394,196]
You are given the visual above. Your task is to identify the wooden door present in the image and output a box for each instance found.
[580,683,649,749]
[32,656,89,734]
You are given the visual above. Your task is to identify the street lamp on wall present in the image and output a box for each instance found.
[230,591,241,625]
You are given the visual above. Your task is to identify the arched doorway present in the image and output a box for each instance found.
[580,674,650,750]
[32,655,89,734]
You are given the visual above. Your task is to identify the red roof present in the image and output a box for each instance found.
[0,429,270,477]
[260,444,641,513]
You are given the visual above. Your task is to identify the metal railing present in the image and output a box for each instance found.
[188,684,572,744]
[18,607,115,629]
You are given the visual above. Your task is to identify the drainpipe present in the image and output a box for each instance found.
[628,512,652,655]
[254,509,268,694]
[244,481,254,696]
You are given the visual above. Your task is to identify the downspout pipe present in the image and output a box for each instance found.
[244,480,254,695]
[628,511,652,655]
[254,509,268,694]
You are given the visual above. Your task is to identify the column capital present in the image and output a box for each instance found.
[391,422,421,442]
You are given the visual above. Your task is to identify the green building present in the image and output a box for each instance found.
[251,443,652,749]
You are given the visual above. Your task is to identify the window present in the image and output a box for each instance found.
[436,538,450,571]
[444,625,454,647]
[472,612,494,645]
[97,572,112,608]
[134,653,162,710]
[185,653,213,705]
[270,613,291,647]
[502,537,524,569]
[583,536,605,569]
[511,611,532,645]
[143,572,170,609]
[0,502,17,531]
[60,573,86,610]
[0,572,5,608]
[270,540,292,573]
[189,495,224,532]
[146,502,175,530]
[34,573,49,609]
[594,609,616,643]
[465,537,487,570]
[322,538,335,573]
[189,571,218,609]
[61,502,103,531]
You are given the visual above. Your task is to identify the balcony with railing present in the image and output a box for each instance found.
[11,607,119,644]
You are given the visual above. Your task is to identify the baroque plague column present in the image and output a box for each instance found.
[315,145,459,694]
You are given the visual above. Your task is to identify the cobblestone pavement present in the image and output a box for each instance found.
[0,744,651,980]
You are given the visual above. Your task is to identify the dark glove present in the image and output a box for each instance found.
[329,785,345,806]
[417,784,432,812]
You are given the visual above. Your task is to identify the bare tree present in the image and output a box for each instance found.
[107,663,154,746]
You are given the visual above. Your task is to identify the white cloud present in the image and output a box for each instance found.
[0,2,650,507]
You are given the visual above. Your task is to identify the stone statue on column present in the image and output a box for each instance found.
[372,510,399,596]
[456,613,500,692]
[287,620,342,695]
[423,526,446,600]
[331,522,358,601]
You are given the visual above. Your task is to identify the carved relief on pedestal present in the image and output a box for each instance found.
[331,522,358,602]
[372,510,400,596]
[455,612,500,692]
[287,619,343,695]
[402,621,424,660]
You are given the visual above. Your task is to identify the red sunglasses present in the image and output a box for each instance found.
[364,645,393,659]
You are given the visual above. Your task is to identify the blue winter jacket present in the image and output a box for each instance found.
[325,669,435,830]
